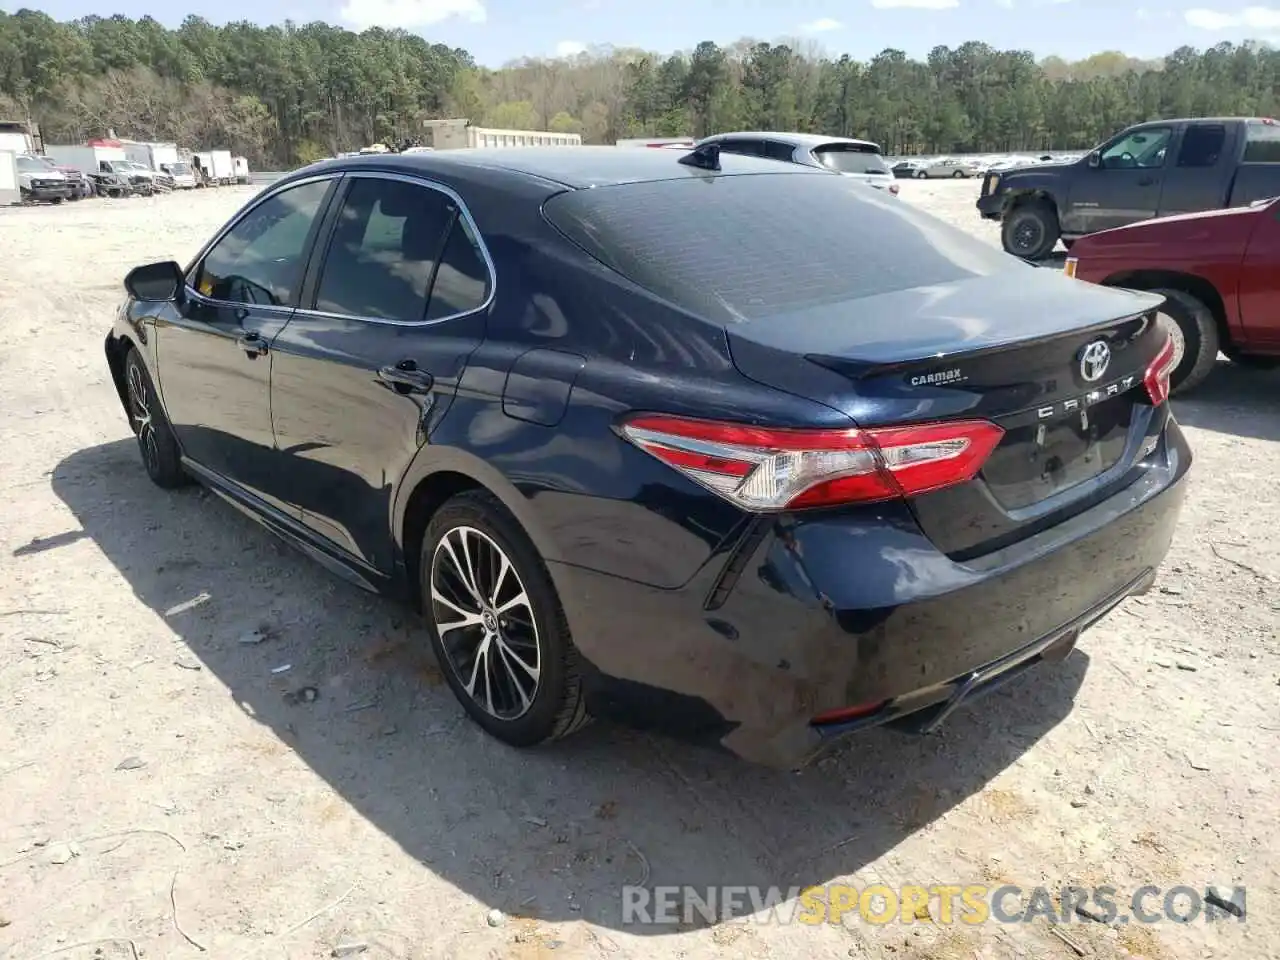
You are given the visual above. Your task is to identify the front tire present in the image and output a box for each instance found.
[1150,288,1220,395]
[1002,201,1060,260]
[952,169,965,178]
[124,348,188,488]
[422,491,590,748]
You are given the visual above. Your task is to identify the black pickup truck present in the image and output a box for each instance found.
[977,117,1280,259]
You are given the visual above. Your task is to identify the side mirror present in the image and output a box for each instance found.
[1087,152,1102,169]
[124,260,185,302]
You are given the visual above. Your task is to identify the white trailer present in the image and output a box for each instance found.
[209,150,234,184]
[124,141,179,173]
[45,143,128,174]
[0,150,19,205]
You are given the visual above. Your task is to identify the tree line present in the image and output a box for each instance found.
[2,8,1278,167]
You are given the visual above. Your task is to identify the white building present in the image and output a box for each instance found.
[422,118,582,150]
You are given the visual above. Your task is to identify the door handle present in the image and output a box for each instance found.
[237,331,268,357]
[378,360,434,394]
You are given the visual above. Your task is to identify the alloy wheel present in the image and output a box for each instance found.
[430,525,541,720]
[1156,312,1186,374]
[127,362,160,477]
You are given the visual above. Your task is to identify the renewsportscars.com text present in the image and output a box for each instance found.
[621,883,1247,926]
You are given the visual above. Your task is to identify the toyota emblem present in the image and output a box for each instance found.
[1078,340,1111,382]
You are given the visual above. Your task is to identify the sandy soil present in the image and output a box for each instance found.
[1,180,1277,960]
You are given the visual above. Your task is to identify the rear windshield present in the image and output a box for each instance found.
[813,144,890,175]
[1243,121,1280,162]
[543,173,1018,325]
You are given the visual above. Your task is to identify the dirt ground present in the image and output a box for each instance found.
[1,179,1277,960]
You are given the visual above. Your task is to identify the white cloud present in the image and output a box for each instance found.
[800,17,843,31]
[1185,5,1280,29]
[870,0,960,8]
[339,0,485,28]
[555,40,587,56]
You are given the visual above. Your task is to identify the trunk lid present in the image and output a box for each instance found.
[726,270,1167,557]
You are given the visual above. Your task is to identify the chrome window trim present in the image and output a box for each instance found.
[182,172,343,309]
[290,170,498,329]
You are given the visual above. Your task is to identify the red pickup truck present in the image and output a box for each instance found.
[1065,196,1280,394]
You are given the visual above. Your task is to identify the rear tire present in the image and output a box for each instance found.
[1149,287,1220,395]
[1002,201,1060,260]
[123,348,188,489]
[915,170,928,179]
[421,491,590,749]
[952,170,965,178]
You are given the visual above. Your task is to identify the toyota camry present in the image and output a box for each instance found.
[106,144,1190,768]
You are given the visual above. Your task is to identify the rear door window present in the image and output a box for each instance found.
[425,216,492,320]
[715,139,766,157]
[312,176,454,321]
[1176,124,1226,168]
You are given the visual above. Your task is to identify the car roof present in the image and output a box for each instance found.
[302,146,828,190]
[698,131,881,150]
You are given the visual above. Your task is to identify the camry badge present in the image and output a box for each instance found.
[1078,340,1111,383]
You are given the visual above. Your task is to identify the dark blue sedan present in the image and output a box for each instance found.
[105,144,1190,768]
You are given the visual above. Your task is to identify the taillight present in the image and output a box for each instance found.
[888,183,900,195]
[1144,330,1177,406]
[618,415,1004,511]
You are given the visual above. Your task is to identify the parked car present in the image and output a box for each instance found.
[106,147,1189,768]
[160,161,198,189]
[99,159,154,195]
[892,159,925,178]
[695,132,900,195]
[16,154,70,203]
[1065,196,1280,394]
[29,154,92,198]
[978,117,1280,260]
[914,158,984,179]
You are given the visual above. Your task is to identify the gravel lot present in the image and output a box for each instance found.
[1,179,1277,960]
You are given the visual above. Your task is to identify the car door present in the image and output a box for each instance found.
[157,175,337,513]
[268,172,492,574]
[1156,122,1233,218]
[1236,199,1280,350]
[1065,126,1172,234]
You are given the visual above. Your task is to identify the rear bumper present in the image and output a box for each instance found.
[551,417,1191,768]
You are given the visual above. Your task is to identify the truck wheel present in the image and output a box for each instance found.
[1150,288,1220,395]
[1002,201,1060,260]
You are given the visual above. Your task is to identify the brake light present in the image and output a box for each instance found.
[619,415,1004,511]
[888,183,900,195]
[1144,330,1177,406]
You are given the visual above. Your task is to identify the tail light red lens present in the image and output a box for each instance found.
[619,414,1004,511]
[888,183,900,195]
[1144,330,1177,406]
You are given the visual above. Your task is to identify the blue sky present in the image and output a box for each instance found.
[5,0,1279,67]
